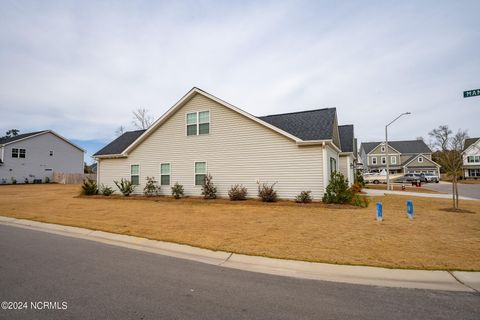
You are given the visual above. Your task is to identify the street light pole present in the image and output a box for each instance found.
[385,112,411,191]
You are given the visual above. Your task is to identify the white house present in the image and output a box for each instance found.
[0,130,85,184]
[338,125,356,186]
[94,88,355,199]
[463,137,480,179]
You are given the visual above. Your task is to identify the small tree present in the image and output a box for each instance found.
[429,125,468,209]
[201,174,217,199]
[144,176,160,196]
[3,129,19,139]
[132,108,153,129]
[322,172,353,204]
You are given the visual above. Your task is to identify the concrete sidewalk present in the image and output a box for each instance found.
[364,188,478,200]
[1,215,479,293]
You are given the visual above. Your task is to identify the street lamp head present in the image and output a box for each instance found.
[405,112,411,115]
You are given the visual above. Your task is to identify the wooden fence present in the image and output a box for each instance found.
[52,172,96,184]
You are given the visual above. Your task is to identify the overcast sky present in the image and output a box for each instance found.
[1,0,479,162]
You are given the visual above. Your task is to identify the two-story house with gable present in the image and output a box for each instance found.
[94,87,356,199]
[462,137,480,179]
[359,140,440,176]
[0,130,85,183]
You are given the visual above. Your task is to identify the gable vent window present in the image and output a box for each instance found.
[381,146,385,152]
[418,156,423,163]
[186,111,210,136]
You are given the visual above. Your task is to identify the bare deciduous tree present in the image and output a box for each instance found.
[428,125,468,210]
[132,108,153,130]
[115,125,126,137]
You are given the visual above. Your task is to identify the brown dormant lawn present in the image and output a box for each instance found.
[1,184,479,271]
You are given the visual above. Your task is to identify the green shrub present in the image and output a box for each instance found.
[201,174,217,199]
[11,177,17,184]
[81,178,98,195]
[171,182,184,199]
[295,190,312,203]
[143,176,160,196]
[257,182,278,202]
[114,178,135,196]
[322,172,353,204]
[228,184,248,201]
[44,176,50,184]
[354,171,365,187]
[351,194,370,207]
[100,184,115,196]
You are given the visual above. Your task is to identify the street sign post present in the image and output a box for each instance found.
[463,89,480,98]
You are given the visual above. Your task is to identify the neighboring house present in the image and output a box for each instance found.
[359,140,440,176]
[462,137,480,179]
[338,125,356,185]
[0,130,85,184]
[94,87,355,199]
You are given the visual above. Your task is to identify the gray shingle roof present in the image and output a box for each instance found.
[93,130,146,156]
[258,108,336,141]
[0,131,48,145]
[464,138,479,151]
[361,140,432,154]
[338,125,354,153]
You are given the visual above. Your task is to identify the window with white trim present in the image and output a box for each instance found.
[391,156,397,165]
[131,165,140,185]
[381,156,386,164]
[186,111,210,136]
[371,157,377,165]
[12,148,19,158]
[467,156,480,163]
[161,163,170,186]
[418,156,423,163]
[195,162,206,186]
[329,157,337,176]
[19,149,26,158]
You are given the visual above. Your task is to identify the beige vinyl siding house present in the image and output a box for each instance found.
[462,138,480,179]
[94,88,353,200]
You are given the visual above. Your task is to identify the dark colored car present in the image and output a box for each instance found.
[395,173,427,183]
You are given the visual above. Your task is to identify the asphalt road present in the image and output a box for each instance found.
[423,181,480,199]
[0,225,479,320]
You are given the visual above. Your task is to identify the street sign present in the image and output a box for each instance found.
[464,89,480,98]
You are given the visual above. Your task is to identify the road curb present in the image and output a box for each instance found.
[1,216,478,292]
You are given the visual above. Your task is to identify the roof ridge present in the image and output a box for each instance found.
[259,107,336,118]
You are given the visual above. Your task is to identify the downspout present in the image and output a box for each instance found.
[322,141,328,194]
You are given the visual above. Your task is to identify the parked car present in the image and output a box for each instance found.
[422,173,439,183]
[395,173,427,183]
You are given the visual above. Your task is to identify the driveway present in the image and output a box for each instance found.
[1,225,479,320]
[424,181,480,200]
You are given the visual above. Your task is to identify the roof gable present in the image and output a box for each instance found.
[463,138,480,151]
[0,130,85,152]
[93,130,146,157]
[95,87,342,157]
[338,125,354,153]
[402,154,440,167]
[0,131,48,145]
[361,140,432,154]
[258,108,337,141]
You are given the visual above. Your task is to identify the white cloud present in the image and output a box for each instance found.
[0,0,479,146]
